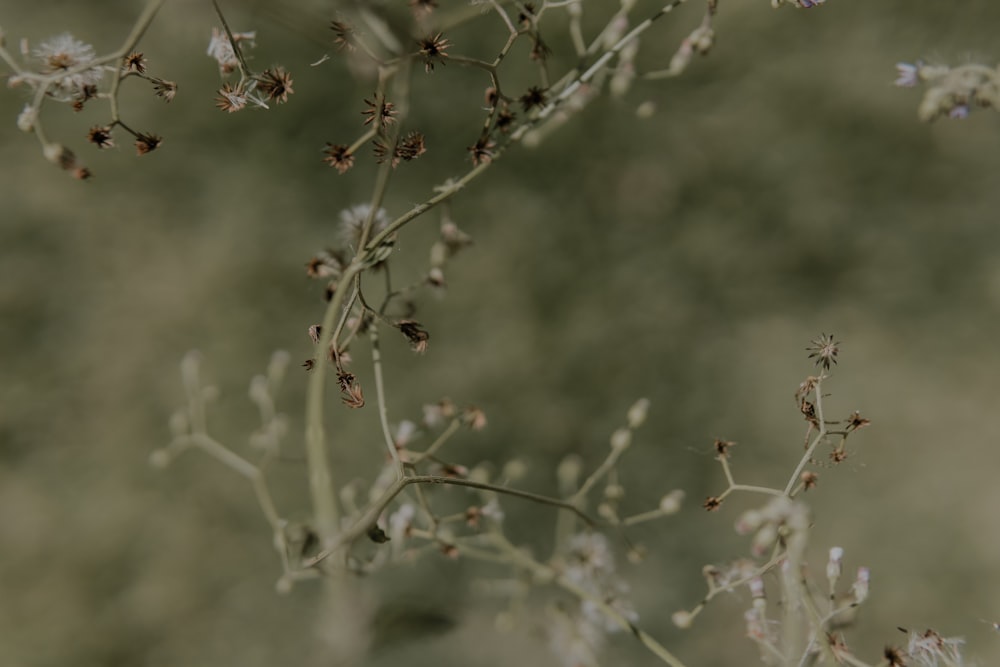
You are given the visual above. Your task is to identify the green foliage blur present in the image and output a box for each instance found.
[2,1,1000,665]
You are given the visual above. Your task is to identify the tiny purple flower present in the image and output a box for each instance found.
[894,62,919,87]
[798,0,826,6]
[948,104,970,119]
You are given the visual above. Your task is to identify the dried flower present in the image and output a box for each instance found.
[807,333,839,371]
[256,67,293,104]
[215,82,247,113]
[468,137,496,166]
[123,51,146,74]
[461,406,487,431]
[800,471,819,490]
[714,438,736,459]
[495,108,516,133]
[322,143,355,174]
[520,85,548,111]
[362,95,396,128]
[703,496,722,511]
[397,132,427,161]
[135,132,162,155]
[418,33,450,72]
[845,410,871,432]
[33,33,103,102]
[397,320,430,353]
[337,371,365,408]
[330,21,355,52]
[151,78,177,102]
[883,646,906,667]
[87,125,114,149]
[306,248,345,279]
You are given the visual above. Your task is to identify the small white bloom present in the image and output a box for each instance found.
[207,27,256,73]
[33,33,103,102]
[895,62,920,88]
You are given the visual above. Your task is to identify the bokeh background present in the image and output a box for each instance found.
[3,0,1000,665]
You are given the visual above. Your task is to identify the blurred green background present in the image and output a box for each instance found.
[3,0,1000,665]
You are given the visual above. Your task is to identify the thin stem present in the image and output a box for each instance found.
[369,324,405,479]
[785,377,825,496]
[409,418,461,464]
[211,0,252,79]
[304,474,598,567]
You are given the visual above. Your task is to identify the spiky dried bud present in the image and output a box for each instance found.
[151,78,177,102]
[123,51,146,74]
[134,132,162,155]
[846,411,871,432]
[397,320,429,353]
[800,470,819,490]
[703,496,722,511]
[215,82,246,113]
[418,33,450,72]
[362,95,396,128]
[257,66,293,104]
[807,333,839,371]
[519,85,547,111]
[468,137,496,166]
[337,372,364,408]
[87,125,114,149]
[714,438,736,459]
[329,21,355,52]
[322,143,354,174]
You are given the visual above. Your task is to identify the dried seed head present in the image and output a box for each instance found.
[362,95,396,128]
[151,78,177,102]
[703,496,722,512]
[519,85,548,111]
[337,372,364,408]
[418,33,450,72]
[134,132,162,155]
[87,125,114,149]
[846,411,871,432]
[329,21,355,52]
[807,333,840,371]
[714,438,736,459]
[257,67,294,104]
[468,137,496,166]
[322,143,355,174]
[215,82,247,113]
[397,320,429,353]
[800,471,819,490]
[123,51,146,74]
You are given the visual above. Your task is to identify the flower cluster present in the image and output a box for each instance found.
[895,60,1000,121]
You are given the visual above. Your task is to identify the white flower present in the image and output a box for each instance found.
[895,62,920,88]
[207,27,256,74]
[33,33,103,102]
[338,204,390,249]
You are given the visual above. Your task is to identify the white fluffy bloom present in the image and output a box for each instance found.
[207,27,256,74]
[33,33,103,102]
